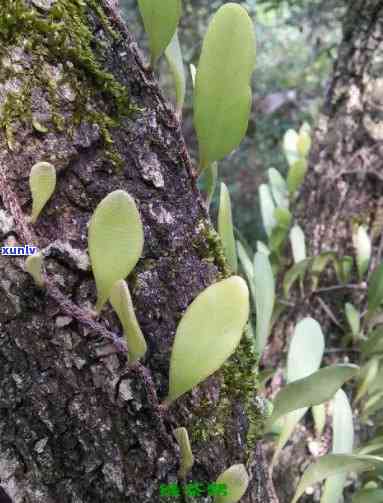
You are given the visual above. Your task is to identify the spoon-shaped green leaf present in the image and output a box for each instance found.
[109,280,147,363]
[25,252,45,288]
[218,183,237,273]
[194,3,256,170]
[165,30,186,115]
[214,464,249,503]
[88,190,144,313]
[166,276,249,403]
[173,427,194,479]
[138,0,182,66]
[29,162,56,223]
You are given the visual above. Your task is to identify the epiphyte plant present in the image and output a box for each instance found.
[109,279,147,363]
[138,0,182,66]
[88,190,144,313]
[25,252,45,288]
[166,276,249,403]
[29,161,56,224]
[193,3,256,171]
[214,464,249,503]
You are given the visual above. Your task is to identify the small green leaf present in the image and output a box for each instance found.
[165,30,186,115]
[345,303,360,339]
[335,256,354,284]
[289,225,306,264]
[274,208,292,228]
[259,184,276,238]
[29,161,56,223]
[283,129,300,166]
[173,427,194,479]
[311,252,337,290]
[356,435,383,455]
[218,183,238,273]
[321,389,354,503]
[25,252,45,288]
[283,258,312,298]
[267,364,359,428]
[368,262,383,313]
[237,241,255,304]
[32,119,48,133]
[353,225,371,280]
[287,159,308,195]
[312,404,326,437]
[268,168,289,209]
[194,3,256,170]
[138,0,182,65]
[214,464,249,503]
[360,328,383,356]
[190,63,196,87]
[291,455,379,503]
[201,162,218,206]
[167,276,249,403]
[253,252,275,356]
[297,130,312,158]
[355,357,380,404]
[88,190,144,313]
[109,280,147,363]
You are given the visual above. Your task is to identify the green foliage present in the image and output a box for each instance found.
[138,0,182,65]
[214,464,249,503]
[173,427,194,478]
[368,263,383,314]
[345,303,361,341]
[25,252,45,288]
[165,30,186,114]
[194,3,256,170]
[287,159,308,195]
[353,225,371,280]
[88,190,144,313]
[167,276,249,403]
[109,280,147,363]
[29,161,56,224]
[289,224,306,263]
[253,252,275,356]
[353,489,383,503]
[218,183,238,273]
[259,183,276,238]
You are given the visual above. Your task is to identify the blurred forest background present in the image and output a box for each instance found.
[119,0,344,248]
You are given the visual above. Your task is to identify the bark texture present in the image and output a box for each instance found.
[0,2,265,502]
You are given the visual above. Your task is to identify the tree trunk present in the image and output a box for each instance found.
[0,2,269,502]
[268,1,383,501]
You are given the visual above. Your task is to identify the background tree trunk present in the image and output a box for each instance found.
[268,1,383,501]
[0,2,267,502]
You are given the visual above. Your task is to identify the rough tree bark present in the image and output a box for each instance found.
[0,2,274,502]
[268,1,383,501]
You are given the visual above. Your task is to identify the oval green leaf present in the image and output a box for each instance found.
[138,0,182,65]
[194,3,256,170]
[88,190,144,313]
[353,225,371,280]
[165,30,186,115]
[218,183,237,273]
[167,276,249,403]
[29,161,56,223]
[268,168,289,209]
[214,464,249,503]
[109,280,147,363]
[287,159,308,195]
[253,252,275,356]
[289,225,306,264]
[267,364,359,428]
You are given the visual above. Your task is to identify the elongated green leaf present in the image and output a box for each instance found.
[167,276,249,403]
[290,225,306,264]
[283,258,312,298]
[190,63,196,87]
[203,162,218,206]
[268,168,289,209]
[218,183,238,273]
[361,328,383,356]
[353,489,383,503]
[353,225,371,280]
[312,404,326,437]
[29,161,56,223]
[291,455,378,503]
[268,365,359,427]
[287,159,308,195]
[368,263,383,313]
[356,435,383,455]
[25,252,45,288]
[355,357,380,404]
[259,184,276,238]
[335,256,354,284]
[297,130,312,158]
[214,464,249,503]
[109,280,147,363]
[253,252,275,356]
[88,190,144,313]
[138,0,182,65]
[173,427,194,478]
[272,318,324,461]
[311,252,337,290]
[165,30,186,114]
[194,3,256,169]
[321,389,354,503]
[345,303,360,339]
[237,241,255,304]
[283,129,300,166]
